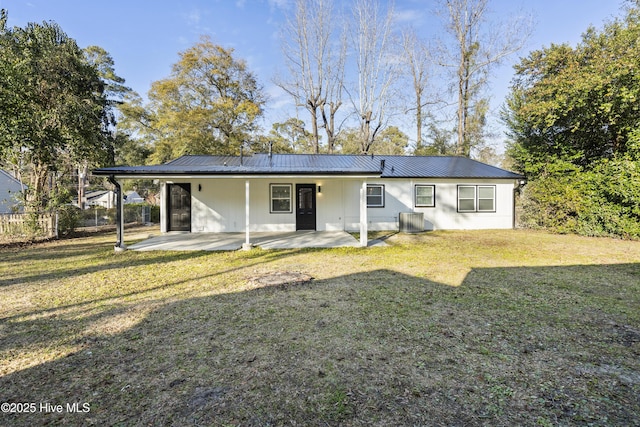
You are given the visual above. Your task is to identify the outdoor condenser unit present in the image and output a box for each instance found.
[399,212,424,233]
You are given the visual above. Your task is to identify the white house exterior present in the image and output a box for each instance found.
[83,190,115,209]
[0,169,24,214]
[95,154,525,248]
[166,176,518,233]
[79,190,145,209]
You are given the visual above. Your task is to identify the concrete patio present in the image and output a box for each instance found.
[125,230,387,251]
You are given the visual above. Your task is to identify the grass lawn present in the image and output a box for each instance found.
[1,228,639,426]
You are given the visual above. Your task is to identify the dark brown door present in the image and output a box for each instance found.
[168,183,191,231]
[296,184,316,230]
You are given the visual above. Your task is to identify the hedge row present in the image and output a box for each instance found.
[518,158,640,239]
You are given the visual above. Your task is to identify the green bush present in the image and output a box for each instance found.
[56,205,80,236]
[519,158,640,239]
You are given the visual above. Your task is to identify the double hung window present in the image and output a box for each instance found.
[270,184,292,213]
[457,185,495,212]
[415,185,435,207]
[366,185,384,207]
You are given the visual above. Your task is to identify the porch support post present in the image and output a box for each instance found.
[242,179,252,250]
[360,179,368,247]
[108,175,127,252]
[159,182,167,233]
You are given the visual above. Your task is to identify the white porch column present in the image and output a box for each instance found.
[159,182,167,233]
[242,179,252,250]
[360,179,368,247]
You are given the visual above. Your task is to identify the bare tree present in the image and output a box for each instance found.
[276,0,346,153]
[348,0,398,154]
[319,23,347,154]
[438,0,531,157]
[401,28,436,152]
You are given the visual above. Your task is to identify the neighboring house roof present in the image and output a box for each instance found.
[125,190,144,203]
[94,154,525,179]
[0,169,23,186]
[85,190,110,201]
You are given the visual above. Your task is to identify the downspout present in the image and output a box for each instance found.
[513,179,527,229]
[108,175,127,252]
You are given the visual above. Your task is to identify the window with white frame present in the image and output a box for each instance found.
[415,185,435,207]
[458,186,476,212]
[477,186,496,212]
[366,184,384,207]
[457,185,496,212]
[270,184,292,213]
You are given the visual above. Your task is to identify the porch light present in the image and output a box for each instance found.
[317,185,322,194]
[198,184,202,192]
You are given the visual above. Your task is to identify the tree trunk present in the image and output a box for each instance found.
[27,163,49,212]
[415,89,423,151]
[307,101,320,153]
[78,162,88,210]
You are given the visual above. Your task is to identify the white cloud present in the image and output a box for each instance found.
[184,9,201,26]
[267,0,290,11]
[393,8,425,25]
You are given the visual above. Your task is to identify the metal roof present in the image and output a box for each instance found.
[378,155,524,179]
[0,168,23,185]
[93,154,524,179]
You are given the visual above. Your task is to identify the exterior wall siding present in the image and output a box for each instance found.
[0,171,23,214]
[160,177,517,233]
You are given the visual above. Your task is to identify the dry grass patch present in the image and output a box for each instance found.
[0,229,638,426]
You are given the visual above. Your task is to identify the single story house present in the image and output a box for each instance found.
[81,190,114,209]
[76,189,145,209]
[94,153,525,248]
[0,169,24,214]
[125,190,145,204]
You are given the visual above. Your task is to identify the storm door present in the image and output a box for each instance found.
[167,183,191,231]
[296,184,316,230]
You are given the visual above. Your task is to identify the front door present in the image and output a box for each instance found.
[168,183,191,231]
[296,184,316,230]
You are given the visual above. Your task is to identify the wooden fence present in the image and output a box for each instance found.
[0,213,57,239]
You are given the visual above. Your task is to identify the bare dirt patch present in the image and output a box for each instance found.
[246,271,314,288]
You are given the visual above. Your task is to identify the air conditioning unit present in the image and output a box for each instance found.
[399,212,424,233]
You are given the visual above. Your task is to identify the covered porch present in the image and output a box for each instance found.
[125,230,386,251]
[106,176,372,252]
[93,154,390,252]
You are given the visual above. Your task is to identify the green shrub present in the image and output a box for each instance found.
[56,205,81,236]
[519,158,640,239]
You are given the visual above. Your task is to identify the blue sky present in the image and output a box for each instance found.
[0,0,628,148]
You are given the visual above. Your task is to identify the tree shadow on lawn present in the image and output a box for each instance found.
[0,238,295,289]
[0,248,297,330]
[1,265,639,426]
[0,242,213,288]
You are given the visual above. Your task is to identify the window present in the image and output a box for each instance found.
[477,186,495,212]
[458,186,476,212]
[457,185,496,212]
[270,184,292,213]
[415,185,435,207]
[366,184,384,207]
